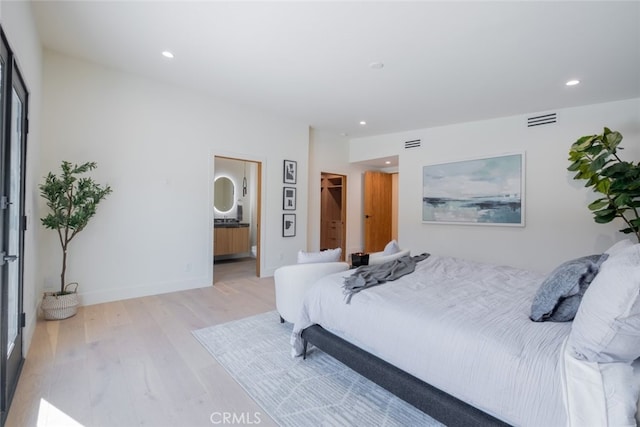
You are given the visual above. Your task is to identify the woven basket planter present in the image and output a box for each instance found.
[41,283,79,320]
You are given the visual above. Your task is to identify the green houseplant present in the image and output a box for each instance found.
[39,161,112,319]
[568,127,640,243]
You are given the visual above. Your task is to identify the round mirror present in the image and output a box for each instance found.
[214,177,235,212]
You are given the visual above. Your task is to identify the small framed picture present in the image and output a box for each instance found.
[283,160,297,184]
[282,213,296,237]
[283,187,296,210]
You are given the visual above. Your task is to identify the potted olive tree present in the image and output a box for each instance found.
[568,127,640,242]
[39,161,112,319]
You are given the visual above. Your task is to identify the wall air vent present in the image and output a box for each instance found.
[404,139,421,149]
[527,113,557,127]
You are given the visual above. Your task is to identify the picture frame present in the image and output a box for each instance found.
[282,213,296,237]
[283,186,296,210]
[422,152,525,226]
[283,160,297,184]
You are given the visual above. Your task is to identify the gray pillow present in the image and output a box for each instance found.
[530,254,608,322]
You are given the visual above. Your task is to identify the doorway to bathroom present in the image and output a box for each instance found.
[213,156,261,283]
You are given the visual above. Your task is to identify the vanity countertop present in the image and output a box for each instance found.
[214,221,249,228]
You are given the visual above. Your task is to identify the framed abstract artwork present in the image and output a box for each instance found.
[422,153,525,226]
[282,213,296,237]
[283,187,296,210]
[283,160,297,184]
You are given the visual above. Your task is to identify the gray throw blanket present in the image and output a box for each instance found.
[342,253,430,303]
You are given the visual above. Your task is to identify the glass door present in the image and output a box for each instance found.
[4,78,26,404]
[0,29,27,424]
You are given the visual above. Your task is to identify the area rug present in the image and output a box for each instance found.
[192,311,443,426]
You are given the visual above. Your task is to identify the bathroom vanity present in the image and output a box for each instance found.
[214,221,250,256]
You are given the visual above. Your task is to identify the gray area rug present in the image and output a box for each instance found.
[192,311,443,426]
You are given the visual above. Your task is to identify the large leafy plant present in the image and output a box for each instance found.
[40,161,112,294]
[568,127,640,242]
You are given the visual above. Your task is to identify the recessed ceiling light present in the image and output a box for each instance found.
[359,121,367,125]
[566,79,580,86]
[369,62,384,70]
[162,51,174,59]
[385,161,391,165]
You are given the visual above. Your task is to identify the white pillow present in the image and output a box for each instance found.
[297,248,342,264]
[568,243,640,363]
[382,240,400,256]
[564,353,640,427]
[600,361,640,426]
[634,358,640,426]
[605,239,635,256]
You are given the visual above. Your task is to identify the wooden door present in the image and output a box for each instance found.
[364,171,392,253]
[255,161,261,277]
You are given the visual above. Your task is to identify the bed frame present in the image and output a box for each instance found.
[301,324,511,427]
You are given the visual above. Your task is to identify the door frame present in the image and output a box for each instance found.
[320,172,347,260]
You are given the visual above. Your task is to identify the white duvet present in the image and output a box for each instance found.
[292,254,572,427]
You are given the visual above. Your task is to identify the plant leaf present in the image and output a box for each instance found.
[596,179,611,194]
[588,199,609,211]
[567,159,584,172]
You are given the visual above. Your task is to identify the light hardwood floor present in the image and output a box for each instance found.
[7,259,279,427]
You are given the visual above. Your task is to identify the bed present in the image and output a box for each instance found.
[291,246,640,427]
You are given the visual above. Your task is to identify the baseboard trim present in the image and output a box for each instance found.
[77,276,211,306]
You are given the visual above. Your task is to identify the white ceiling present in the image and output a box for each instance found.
[31,1,640,139]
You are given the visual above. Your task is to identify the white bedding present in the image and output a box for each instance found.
[292,254,572,427]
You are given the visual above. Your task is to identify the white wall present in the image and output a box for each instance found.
[0,0,43,354]
[40,50,309,306]
[308,128,370,257]
[349,99,640,273]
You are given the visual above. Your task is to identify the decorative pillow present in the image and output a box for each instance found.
[530,254,608,322]
[605,239,634,256]
[383,240,400,256]
[297,248,342,264]
[568,243,640,363]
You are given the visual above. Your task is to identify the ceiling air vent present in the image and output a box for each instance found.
[404,139,421,149]
[527,113,557,128]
